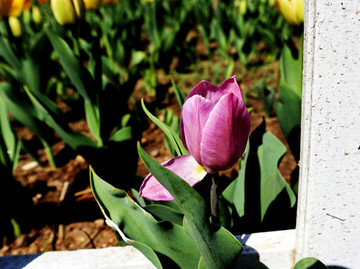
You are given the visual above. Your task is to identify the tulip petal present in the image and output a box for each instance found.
[186,80,227,104]
[201,92,250,173]
[139,155,207,201]
[180,95,214,165]
[218,76,245,103]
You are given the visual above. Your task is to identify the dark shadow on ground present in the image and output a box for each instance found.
[0,253,41,269]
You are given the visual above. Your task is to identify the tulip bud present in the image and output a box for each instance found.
[32,6,42,24]
[8,16,22,37]
[23,0,31,10]
[50,0,85,25]
[22,8,31,25]
[235,0,246,15]
[101,0,117,5]
[83,0,100,10]
[72,0,85,19]
[180,76,250,174]
[239,0,246,15]
[8,0,25,17]
[275,0,304,26]
[0,0,26,18]
[139,76,251,201]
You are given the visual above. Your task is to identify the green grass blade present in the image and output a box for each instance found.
[171,79,185,108]
[141,99,188,156]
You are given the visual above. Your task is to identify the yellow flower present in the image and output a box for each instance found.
[101,0,108,3]
[9,0,26,16]
[83,0,100,10]
[0,0,27,18]
[9,16,21,36]
[275,0,304,26]
[234,0,246,15]
[32,5,42,24]
[101,0,117,5]
[50,0,85,25]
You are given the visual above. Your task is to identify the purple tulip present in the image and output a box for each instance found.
[139,76,250,201]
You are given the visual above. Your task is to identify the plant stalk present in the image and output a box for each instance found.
[210,173,219,225]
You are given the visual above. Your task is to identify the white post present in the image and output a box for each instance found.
[296,0,360,266]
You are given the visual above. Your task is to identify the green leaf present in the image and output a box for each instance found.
[162,28,177,54]
[21,58,41,93]
[222,142,249,218]
[141,99,187,156]
[294,257,328,269]
[279,41,302,96]
[234,38,248,65]
[0,83,58,167]
[211,19,228,53]
[225,58,235,79]
[90,168,200,269]
[171,79,185,108]
[130,188,147,208]
[45,29,95,103]
[109,126,132,142]
[0,83,52,143]
[23,86,98,151]
[144,204,184,226]
[131,50,147,68]
[126,240,163,269]
[163,109,180,157]
[138,143,243,269]
[197,257,206,269]
[258,132,296,221]
[275,80,302,138]
[84,101,102,146]
[222,120,296,229]
[255,80,275,117]
[0,36,21,75]
[101,56,121,84]
[0,97,16,163]
[22,57,62,117]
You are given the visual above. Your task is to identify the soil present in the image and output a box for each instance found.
[0,55,297,257]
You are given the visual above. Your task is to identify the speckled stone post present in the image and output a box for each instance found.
[296,0,360,266]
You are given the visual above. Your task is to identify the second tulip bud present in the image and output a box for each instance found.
[50,0,85,25]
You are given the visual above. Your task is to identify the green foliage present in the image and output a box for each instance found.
[90,167,201,269]
[171,79,185,108]
[275,39,303,139]
[258,131,296,220]
[45,28,95,103]
[275,80,302,138]
[0,97,20,172]
[137,144,243,268]
[294,257,328,269]
[141,99,188,156]
[0,82,56,166]
[162,109,181,157]
[255,79,276,117]
[222,119,296,232]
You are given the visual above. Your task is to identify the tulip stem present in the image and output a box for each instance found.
[210,174,219,225]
